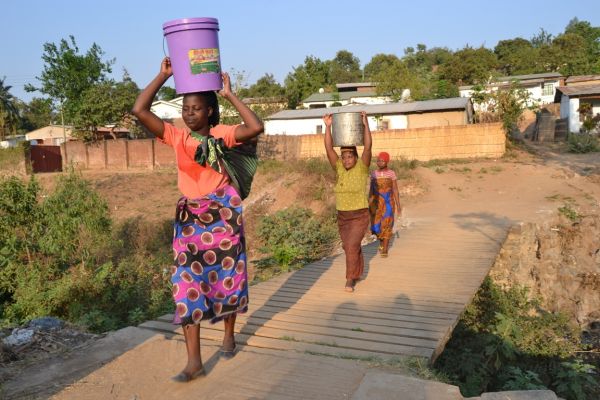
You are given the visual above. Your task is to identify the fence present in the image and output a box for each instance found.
[258,123,505,161]
[61,123,506,170]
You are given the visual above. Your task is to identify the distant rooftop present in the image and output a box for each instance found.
[565,75,600,83]
[335,82,374,89]
[459,72,563,90]
[556,84,600,97]
[268,97,471,120]
[302,90,379,103]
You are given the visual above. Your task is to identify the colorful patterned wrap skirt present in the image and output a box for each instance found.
[171,185,248,325]
[369,177,396,240]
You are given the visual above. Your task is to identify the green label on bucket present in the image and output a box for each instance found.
[188,48,220,75]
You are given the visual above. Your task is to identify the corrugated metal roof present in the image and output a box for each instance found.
[495,72,562,81]
[336,82,374,89]
[302,91,378,103]
[565,75,600,83]
[267,97,470,120]
[556,84,600,97]
[460,72,562,90]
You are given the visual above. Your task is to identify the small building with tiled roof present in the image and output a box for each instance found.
[265,97,473,135]
[554,84,600,133]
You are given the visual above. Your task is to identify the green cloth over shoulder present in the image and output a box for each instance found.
[191,131,258,200]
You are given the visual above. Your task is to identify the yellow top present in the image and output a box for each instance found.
[334,159,369,211]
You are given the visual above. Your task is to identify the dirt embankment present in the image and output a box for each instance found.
[490,213,600,329]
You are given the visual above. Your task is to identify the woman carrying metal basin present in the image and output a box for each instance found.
[322,111,372,292]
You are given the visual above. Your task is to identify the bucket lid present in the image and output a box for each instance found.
[163,17,219,33]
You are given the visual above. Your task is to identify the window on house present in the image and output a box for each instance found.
[316,124,323,134]
[542,83,554,96]
[378,120,390,130]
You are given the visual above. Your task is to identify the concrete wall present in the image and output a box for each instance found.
[62,139,175,170]
[62,123,505,170]
[264,110,466,136]
[407,111,465,129]
[258,122,505,162]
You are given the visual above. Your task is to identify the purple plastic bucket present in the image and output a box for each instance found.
[163,17,222,94]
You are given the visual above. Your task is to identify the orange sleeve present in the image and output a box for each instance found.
[158,122,183,147]
[210,124,241,148]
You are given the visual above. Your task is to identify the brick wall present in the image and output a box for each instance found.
[258,122,505,161]
[62,123,505,170]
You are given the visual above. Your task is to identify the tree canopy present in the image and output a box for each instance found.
[25,36,114,122]
[0,77,20,139]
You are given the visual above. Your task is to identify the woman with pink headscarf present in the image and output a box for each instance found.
[369,152,401,257]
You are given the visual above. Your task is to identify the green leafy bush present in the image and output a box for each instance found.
[0,172,173,333]
[434,277,598,399]
[254,207,337,279]
[567,133,599,153]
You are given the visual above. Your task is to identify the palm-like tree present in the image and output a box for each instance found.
[0,77,20,140]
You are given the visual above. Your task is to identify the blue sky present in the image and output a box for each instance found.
[3,0,600,102]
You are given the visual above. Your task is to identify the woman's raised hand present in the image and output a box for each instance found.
[322,113,333,127]
[160,57,173,78]
[361,111,369,127]
[218,72,233,99]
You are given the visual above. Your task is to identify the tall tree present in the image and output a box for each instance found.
[328,50,362,84]
[241,73,285,98]
[564,18,600,73]
[440,46,498,85]
[18,97,55,132]
[157,86,177,101]
[531,28,553,48]
[284,56,330,109]
[0,77,20,140]
[71,72,140,141]
[373,58,425,101]
[364,54,401,81]
[494,38,537,76]
[25,35,114,123]
[539,33,590,75]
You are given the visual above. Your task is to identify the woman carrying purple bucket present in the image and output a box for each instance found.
[132,55,263,382]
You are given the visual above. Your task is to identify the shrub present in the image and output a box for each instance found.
[567,133,599,154]
[434,277,598,399]
[0,172,173,333]
[254,207,337,278]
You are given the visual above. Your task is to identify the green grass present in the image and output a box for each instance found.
[0,147,25,172]
[558,204,581,222]
[451,167,472,174]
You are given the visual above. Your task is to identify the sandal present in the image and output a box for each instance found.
[171,368,206,383]
[219,344,237,360]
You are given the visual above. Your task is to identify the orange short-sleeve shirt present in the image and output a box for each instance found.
[159,122,240,198]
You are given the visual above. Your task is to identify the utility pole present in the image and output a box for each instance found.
[60,100,67,167]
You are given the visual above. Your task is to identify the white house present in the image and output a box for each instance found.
[301,82,401,109]
[265,98,473,135]
[555,84,600,133]
[25,125,74,145]
[150,100,182,120]
[0,135,26,149]
[460,72,563,111]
